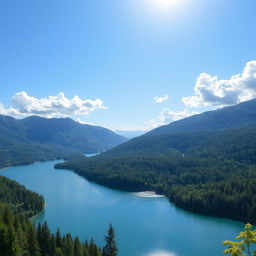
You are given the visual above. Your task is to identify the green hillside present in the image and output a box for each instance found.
[55,99,256,223]
[147,98,256,135]
[0,115,126,168]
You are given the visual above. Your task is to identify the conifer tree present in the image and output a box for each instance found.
[74,236,83,256]
[54,247,64,256]
[6,226,21,256]
[26,225,41,256]
[38,222,51,256]
[63,233,74,256]
[55,228,62,251]
[0,223,8,255]
[102,224,118,256]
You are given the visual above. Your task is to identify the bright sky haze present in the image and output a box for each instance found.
[0,0,256,131]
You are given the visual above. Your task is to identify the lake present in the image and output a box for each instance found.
[0,160,243,256]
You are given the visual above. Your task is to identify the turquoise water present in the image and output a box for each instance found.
[1,161,243,256]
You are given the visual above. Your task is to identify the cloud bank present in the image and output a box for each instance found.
[154,95,169,103]
[150,108,198,128]
[183,60,256,107]
[0,91,107,118]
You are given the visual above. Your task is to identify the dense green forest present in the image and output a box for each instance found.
[104,124,256,158]
[0,176,111,256]
[0,114,126,169]
[0,142,82,169]
[56,125,256,224]
[0,176,44,218]
[0,203,105,256]
[147,98,256,135]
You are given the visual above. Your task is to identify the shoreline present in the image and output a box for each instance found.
[0,158,64,172]
[132,191,165,198]
[0,167,10,171]
[29,203,46,221]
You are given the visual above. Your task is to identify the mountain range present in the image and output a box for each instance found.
[56,98,256,223]
[0,115,126,168]
[105,98,256,155]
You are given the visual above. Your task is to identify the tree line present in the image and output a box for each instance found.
[0,176,118,256]
[55,126,256,224]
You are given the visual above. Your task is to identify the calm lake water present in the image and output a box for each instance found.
[1,160,244,256]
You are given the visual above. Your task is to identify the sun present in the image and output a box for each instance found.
[152,0,182,9]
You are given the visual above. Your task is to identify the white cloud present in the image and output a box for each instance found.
[0,91,107,118]
[183,60,256,107]
[0,104,8,115]
[149,108,198,128]
[154,95,169,103]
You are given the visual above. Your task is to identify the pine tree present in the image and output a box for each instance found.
[63,233,74,256]
[55,228,62,251]
[0,223,8,255]
[74,237,83,256]
[54,247,64,256]
[26,225,41,256]
[102,224,118,256]
[6,226,21,256]
[38,222,51,256]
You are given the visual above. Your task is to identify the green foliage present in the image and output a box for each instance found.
[56,125,256,223]
[223,223,256,256]
[0,203,104,256]
[148,98,256,135]
[0,114,126,169]
[0,176,44,218]
[0,176,105,255]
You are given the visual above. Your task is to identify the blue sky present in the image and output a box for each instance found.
[0,0,256,131]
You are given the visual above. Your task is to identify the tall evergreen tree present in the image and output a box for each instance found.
[54,247,64,256]
[102,224,118,256]
[26,225,41,256]
[74,237,83,256]
[55,228,62,251]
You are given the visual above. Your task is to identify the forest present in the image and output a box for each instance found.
[0,114,126,170]
[0,176,44,218]
[0,176,113,256]
[55,125,256,224]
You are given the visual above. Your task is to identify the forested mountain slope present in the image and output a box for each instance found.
[148,98,256,135]
[21,116,126,152]
[0,115,126,168]
[0,176,44,218]
[56,99,256,223]
[0,176,104,256]
[104,98,256,156]
[56,125,256,223]
[105,124,256,157]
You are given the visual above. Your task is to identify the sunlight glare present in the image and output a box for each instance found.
[151,0,184,10]
[147,250,177,256]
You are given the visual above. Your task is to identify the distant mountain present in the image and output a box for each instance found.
[21,116,127,152]
[0,115,126,168]
[115,130,148,139]
[105,98,256,155]
[148,98,256,135]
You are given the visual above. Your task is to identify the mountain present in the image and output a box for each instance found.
[148,98,256,135]
[56,124,256,223]
[55,99,256,223]
[105,98,256,155]
[115,129,148,139]
[21,116,127,152]
[0,115,126,168]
